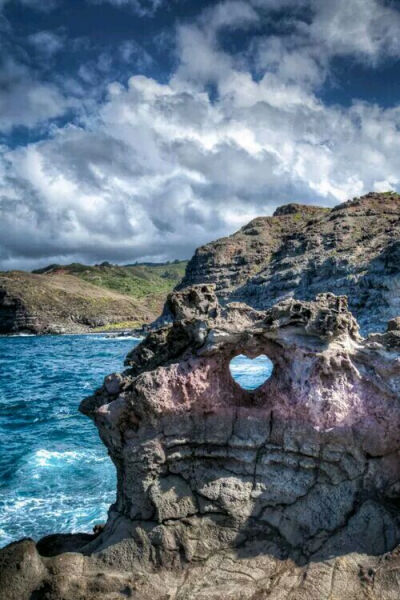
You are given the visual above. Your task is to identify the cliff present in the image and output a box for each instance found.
[3,285,400,599]
[0,261,187,334]
[177,192,400,334]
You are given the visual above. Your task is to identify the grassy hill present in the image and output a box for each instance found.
[0,261,187,334]
[33,261,187,316]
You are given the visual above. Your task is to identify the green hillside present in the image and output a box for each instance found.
[0,261,188,334]
[34,261,187,315]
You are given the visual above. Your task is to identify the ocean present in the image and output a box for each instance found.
[0,334,272,548]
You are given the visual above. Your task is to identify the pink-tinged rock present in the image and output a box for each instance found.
[77,286,400,569]
[4,285,400,599]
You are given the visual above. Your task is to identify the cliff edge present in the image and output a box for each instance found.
[177,192,400,334]
[3,285,400,599]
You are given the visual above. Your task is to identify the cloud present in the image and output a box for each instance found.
[119,40,154,70]
[2,71,400,269]
[0,22,151,135]
[0,0,59,11]
[250,0,400,90]
[1,0,400,270]
[28,31,65,58]
[307,0,400,63]
[87,0,168,17]
[0,56,73,132]
[0,19,72,134]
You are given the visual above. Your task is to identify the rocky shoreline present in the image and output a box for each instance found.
[3,284,400,599]
[3,193,400,599]
[0,327,147,338]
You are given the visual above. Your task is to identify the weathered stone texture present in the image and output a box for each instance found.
[177,192,400,334]
[4,285,400,599]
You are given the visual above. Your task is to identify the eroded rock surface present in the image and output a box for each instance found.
[3,285,400,599]
[178,192,400,334]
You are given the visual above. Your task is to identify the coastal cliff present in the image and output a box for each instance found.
[177,192,400,334]
[3,285,400,599]
[0,262,186,334]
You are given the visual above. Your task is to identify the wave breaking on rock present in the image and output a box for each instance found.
[3,284,400,599]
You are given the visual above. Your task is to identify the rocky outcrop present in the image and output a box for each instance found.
[3,285,400,599]
[0,288,41,333]
[177,192,400,334]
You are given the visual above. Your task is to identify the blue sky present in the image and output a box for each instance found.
[1,0,400,269]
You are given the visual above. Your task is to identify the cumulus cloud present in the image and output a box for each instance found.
[1,0,400,269]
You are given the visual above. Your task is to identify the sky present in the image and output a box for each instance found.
[1,0,400,270]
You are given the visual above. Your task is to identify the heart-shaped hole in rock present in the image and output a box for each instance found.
[229,354,274,391]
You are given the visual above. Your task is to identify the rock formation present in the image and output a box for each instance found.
[177,192,400,334]
[3,285,400,599]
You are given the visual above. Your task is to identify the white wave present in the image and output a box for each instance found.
[32,448,109,468]
[6,333,37,337]
[33,449,81,467]
[2,497,48,513]
[0,491,115,548]
[97,335,143,341]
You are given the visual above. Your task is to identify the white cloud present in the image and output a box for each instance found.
[0,19,72,133]
[250,0,400,89]
[28,31,65,57]
[87,0,166,16]
[119,40,154,70]
[307,0,400,63]
[0,56,73,132]
[1,0,400,269]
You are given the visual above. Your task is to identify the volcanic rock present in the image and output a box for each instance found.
[177,192,400,334]
[3,284,400,599]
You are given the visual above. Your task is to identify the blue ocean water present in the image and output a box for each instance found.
[229,354,273,391]
[0,334,137,548]
[0,338,272,548]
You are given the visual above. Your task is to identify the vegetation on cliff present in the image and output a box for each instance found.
[0,261,187,334]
